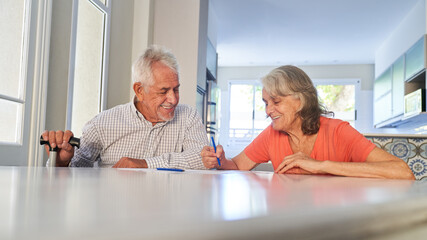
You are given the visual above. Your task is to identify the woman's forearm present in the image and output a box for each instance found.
[321,160,415,180]
[218,158,239,170]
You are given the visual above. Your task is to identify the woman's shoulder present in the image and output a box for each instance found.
[320,116,349,128]
[320,116,361,139]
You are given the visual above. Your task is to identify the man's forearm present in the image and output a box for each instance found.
[112,157,148,168]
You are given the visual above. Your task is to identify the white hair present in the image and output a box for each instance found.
[132,45,179,90]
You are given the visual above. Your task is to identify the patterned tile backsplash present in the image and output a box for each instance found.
[365,136,427,180]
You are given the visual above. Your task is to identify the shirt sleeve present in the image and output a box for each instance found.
[244,126,271,164]
[70,117,103,167]
[145,106,209,170]
[334,121,375,162]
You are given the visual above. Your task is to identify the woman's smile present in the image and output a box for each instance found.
[271,115,281,120]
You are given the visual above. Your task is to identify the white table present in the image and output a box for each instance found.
[1,166,427,239]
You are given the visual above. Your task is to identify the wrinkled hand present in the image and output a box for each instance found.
[275,152,324,174]
[112,157,148,168]
[201,144,225,169]
[41,130,75,166]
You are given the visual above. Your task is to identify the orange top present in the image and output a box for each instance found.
[244,117,376,170]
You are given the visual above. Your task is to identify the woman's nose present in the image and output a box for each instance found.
[265,104,273,116]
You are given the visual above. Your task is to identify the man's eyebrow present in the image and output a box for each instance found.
[159,84,180,91]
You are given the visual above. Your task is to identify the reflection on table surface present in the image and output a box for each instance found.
[0,166,425,240]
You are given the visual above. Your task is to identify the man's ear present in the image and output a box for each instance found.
[133,82,144,101]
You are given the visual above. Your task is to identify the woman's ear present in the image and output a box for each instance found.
[295,93,304,112]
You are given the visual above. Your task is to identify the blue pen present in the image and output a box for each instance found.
[157,168,185,172]
[211,136,221,166]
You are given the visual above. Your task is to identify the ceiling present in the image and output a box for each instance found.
[210,0,421,67]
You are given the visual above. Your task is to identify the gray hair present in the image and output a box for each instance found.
[262,65,332,135]
[132,45,179,89]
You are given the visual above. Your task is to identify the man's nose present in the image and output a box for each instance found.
[166,91,178,104]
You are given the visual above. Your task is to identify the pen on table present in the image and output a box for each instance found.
[156,168,185,172]
[211,136,221,166]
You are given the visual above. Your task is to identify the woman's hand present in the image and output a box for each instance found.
[275,152,324,174]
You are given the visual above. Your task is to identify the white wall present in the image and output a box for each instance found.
[130,0,153,100]
[46,0,73,132]
[106,0,135,109]
[151,0,209,107]
[375,0,426,77]
[207,0,218,47]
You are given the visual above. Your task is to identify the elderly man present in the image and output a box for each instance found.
[42,45,208,169]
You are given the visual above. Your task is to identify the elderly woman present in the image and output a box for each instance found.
[201,65,415,180]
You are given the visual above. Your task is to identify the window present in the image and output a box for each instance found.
[0,0,52,165]
[314,79,360,128]
[67,0,111,137]
[0,0,27,144]
[228,81,271,146]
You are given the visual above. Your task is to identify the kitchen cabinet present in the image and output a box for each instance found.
[374,67,392,125]
[392,55,405,117]
[374,35,427,128]
[405,36,425,81]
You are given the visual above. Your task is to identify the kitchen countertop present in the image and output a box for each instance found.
[364,133,427,138]
[1,166,426,240]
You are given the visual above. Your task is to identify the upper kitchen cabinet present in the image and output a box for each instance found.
[392,55,405,117]
[374,35,427,128]
[405,36,425,81]
[374,67,393,125]
[404,35,426,122]
[373,55,405,127]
